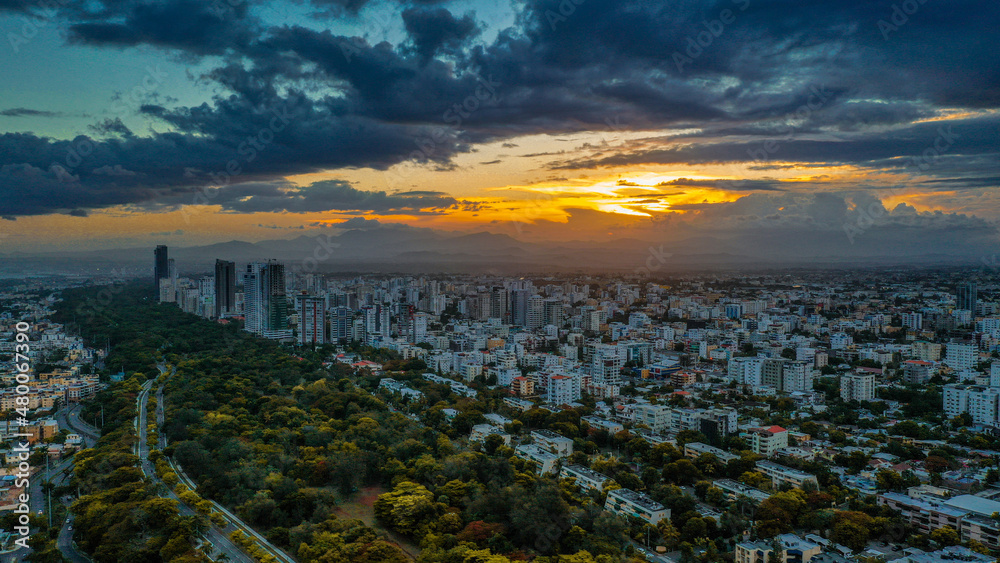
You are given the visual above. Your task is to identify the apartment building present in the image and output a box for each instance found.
[735,533,823,563]
[911,341,942,362]
[560,464,609,491]
[581,415,625,433]
[514,444,561,475]
[756,461,818,489]
[531,429,574,457]
[945,342,977,372]
[604,488,670,525]
[840,372,876,402]
[903,360,935,384]
[469,424,511,445]
[944,385,1000,425]
[714,479,771,505]
[742,426,789,457]
[878,492,1000,548]
[633,403,672,433]
[685,442,740,463]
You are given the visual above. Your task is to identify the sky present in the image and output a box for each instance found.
[0,0,998,259]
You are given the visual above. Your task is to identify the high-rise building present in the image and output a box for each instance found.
[243,264,262,334]
[543,298,564,327]
[295,295,327,345]
[410,312,429,344]
[490,286,509,323]
[331,307,352,342]
[944,384,1000,425]
[243,260,291,339]
[154,245,169,293]
[527,294,544,329]
[841,372,876,402]
[158,257,178,303]
[902,312,923,331]
[511,289,531,327]
[262,261,289,338]
[957,283,978,313]
[214,260,236,319]
[946,341,977,372]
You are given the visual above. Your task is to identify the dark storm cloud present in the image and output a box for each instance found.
[3,0,1000,217]
[154,180,459,214]
[554,114,1000,171]
[0,108,64,117]
[67,0,256,55]
[402,7,481,60]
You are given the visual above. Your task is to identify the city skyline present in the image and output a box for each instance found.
[0,0,998,259]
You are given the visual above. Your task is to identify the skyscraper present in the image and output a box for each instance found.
[243,260,291,339]
[214,259,236,319]
[154,245,168,293]
[261,260,289,338]
[511,289,531,327]
[295,294,327,345]
[957,282,978,312]
[243,263,262,334]
[331,306,352,342]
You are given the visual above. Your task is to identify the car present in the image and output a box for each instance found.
[68,525,72,530]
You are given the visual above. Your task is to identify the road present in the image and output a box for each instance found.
[140,374,256,563]
[0,403,98,563]
[153,365,298,563]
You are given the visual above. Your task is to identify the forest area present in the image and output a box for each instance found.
[53,283,643,563]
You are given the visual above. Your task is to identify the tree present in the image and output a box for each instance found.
[663,459,703,486]
[681,517,707,542]
[705,487,725,507]
[929,525,959,547]
[657,518,680,550]
[373,481,441,538]
[830,511,874,551]
[875,469,905,492]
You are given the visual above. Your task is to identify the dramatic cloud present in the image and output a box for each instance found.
[1,0,999,266]
[0,108,64,117]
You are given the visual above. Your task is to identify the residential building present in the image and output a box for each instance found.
[742,426,789,457]
[840,372,876,402]
[560,464,609,491]
[633,403,672,433]
[945,342,977,372]
[756,461,818,489]
[531,429,574,457]
[214,259,236,318]
[685,442,740,463]
[514,444,560,475]
[604,488,670,525]
[735,534,823,563]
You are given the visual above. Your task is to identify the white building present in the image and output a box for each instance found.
[741,426,788,457]
[943,384,1000,425]
[514,444,560,475]
[531,429,574,457]
[632,403,672,433]
[560,464,609,491]
[945,342,977,372]
[605,488,670,525]
[840,372,876,402]
[756,461,818,489]
[469,424,511,445]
